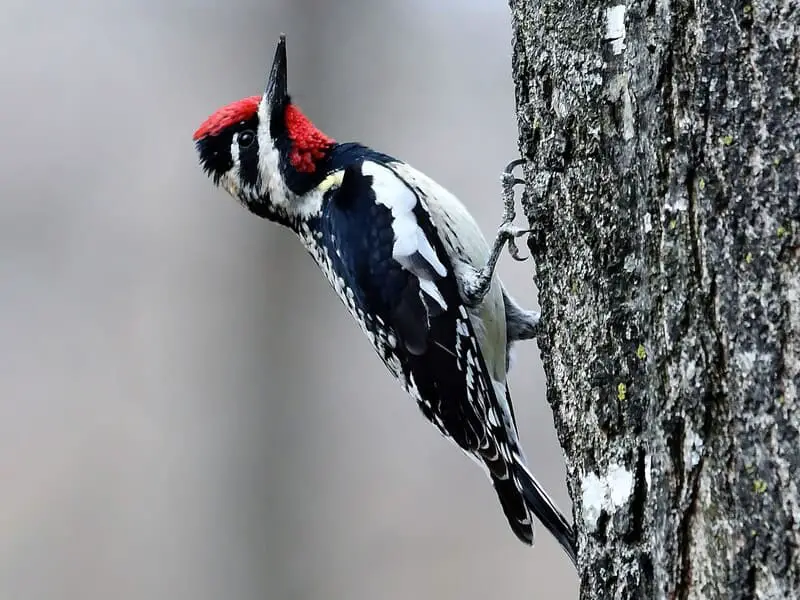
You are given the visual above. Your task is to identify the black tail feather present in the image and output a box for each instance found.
[491,474,534,545]
[515,461,578,567]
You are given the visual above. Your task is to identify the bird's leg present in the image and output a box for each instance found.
[463,159,532,307]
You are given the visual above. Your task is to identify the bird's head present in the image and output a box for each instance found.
[193,34,336,224]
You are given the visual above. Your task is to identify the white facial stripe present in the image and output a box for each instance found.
[230,132,241,172]
[253,100,325,220]
[220,133,243,201]
[256,100,279,199]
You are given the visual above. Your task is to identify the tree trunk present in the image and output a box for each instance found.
[508,0,799,597]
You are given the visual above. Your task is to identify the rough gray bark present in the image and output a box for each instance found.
[509,0,799,597]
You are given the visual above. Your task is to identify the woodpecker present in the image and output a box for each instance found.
[193,34,577,567]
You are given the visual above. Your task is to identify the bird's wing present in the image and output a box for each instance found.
[321,159,516,476]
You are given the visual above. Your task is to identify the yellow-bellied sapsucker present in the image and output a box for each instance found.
[193,34,576,567]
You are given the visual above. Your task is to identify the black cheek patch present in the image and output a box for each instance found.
[238,136,260,188]
[196,134,234,185]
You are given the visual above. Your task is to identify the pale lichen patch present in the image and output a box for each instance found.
[608,464,634,506]
[605,5,627,54]
[581,473,605,532]
[581,463,635,531]
[684,426,704,468]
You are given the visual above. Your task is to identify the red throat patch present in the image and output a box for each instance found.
[193,96,260,141]
[285,104,335,173]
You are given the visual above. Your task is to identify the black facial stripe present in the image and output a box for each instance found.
[196,133,234,185]
[195,116,259,187]
[238,132,260,188]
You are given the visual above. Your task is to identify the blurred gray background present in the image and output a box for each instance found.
[0,1,576,598]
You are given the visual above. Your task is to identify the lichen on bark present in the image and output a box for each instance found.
[508,0,799,597]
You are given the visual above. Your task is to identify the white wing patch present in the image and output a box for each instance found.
[361,160,448,311]
[418,279,447,311]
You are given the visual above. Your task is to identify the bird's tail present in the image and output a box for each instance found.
[486,384,577,566]
[490,464,577,566]
[491,475,533,546]
[513,458,578,567]
[491,472,535,545]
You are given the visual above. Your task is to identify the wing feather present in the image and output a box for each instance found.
[318,155,540,547]
[326,159,514,472]
[361,161,448,312]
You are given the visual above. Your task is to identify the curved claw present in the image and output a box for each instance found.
[498,159,532,263]
[509,231,533,261]
[504,158,526,176]
[500,225,533,262]
[509,241,529,262]
[501,164,527,188]
[508,239,525,261]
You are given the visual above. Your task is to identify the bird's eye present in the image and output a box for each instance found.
[238,130,255,148]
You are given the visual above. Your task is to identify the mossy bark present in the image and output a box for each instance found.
[509,0,799,597]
